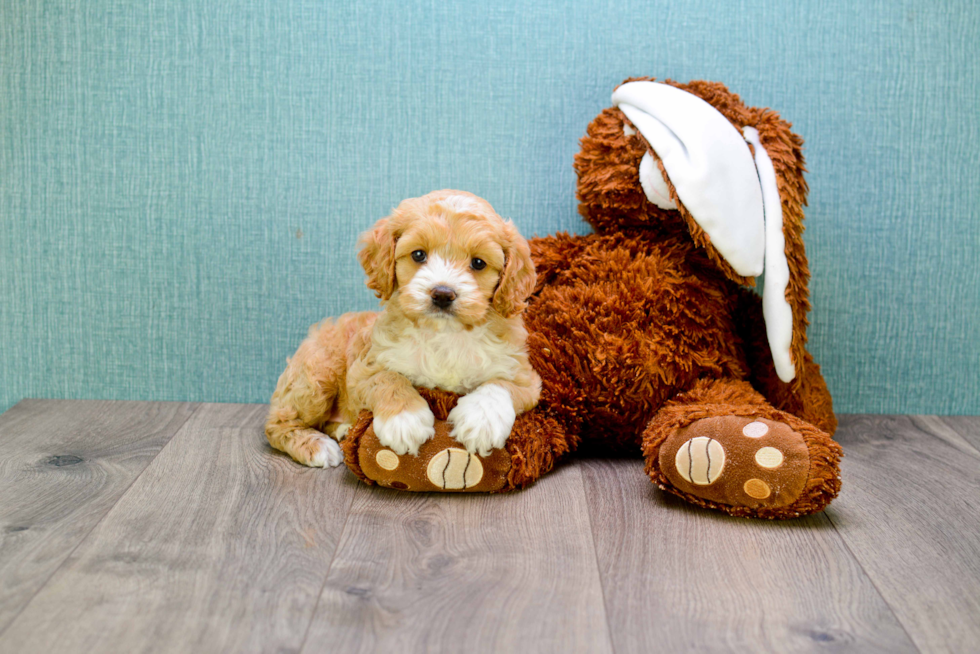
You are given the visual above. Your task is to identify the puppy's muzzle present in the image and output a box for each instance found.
[430,286,457,310]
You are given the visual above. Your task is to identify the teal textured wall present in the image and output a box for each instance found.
[2,0,978,415]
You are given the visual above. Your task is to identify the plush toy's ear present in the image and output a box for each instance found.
[744,106,813,388]
[357,217,398,301]
[612,81,805,383]
[613,81,766,277]
[492,221,536,318]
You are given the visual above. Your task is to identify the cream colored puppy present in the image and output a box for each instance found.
[265,190,541,468]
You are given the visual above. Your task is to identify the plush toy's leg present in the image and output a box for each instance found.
[342,387,572,493]
[734,289,838,436]
[642,378,842,519]
[757,351,838,437]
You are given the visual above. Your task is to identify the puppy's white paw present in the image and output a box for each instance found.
[448,385,516,457]
[289,430,344,468]
[308,436,345,468]
[373,406,436,456]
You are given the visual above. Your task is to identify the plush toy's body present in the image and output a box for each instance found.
[525,232,836,449]
[343,79,842,519]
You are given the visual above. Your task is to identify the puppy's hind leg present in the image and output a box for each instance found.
[266,373,344,468]
[269,426,344,468]
[265,315,370,468]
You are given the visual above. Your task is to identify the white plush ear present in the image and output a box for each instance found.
[638,152,678,210]
[743,127,795,382]
[612,81,765,277]
[612,81,796,381]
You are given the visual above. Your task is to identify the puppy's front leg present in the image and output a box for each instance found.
[354,369,435,456]
[449,372,541,457]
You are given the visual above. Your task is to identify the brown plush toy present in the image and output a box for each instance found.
[343,78,842,519]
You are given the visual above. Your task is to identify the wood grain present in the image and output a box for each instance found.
[0,399,196,635]
[3,402,979,653]
[580,457,916,653]
[829,415,980,654]
[926,415,980,453]
[304,463,613,653]
[0,403,358,653]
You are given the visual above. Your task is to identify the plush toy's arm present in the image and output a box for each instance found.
[341,385,566,494]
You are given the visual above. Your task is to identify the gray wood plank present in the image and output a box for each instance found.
[0,403,358,654]
[303,463,613,653]
[0,399,197,635]
[926,415,980,453]
[581,457,916,653]
[829,415,980,654]
[907,416,980,458]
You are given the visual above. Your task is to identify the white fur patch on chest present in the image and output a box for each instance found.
[374,323,520,394]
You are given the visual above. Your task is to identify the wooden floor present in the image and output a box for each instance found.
[0,401,977,653]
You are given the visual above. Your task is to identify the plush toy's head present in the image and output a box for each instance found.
[357,190,536,325]
[575,79,812,386]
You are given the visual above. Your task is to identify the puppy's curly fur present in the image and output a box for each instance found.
[265,190,540,467]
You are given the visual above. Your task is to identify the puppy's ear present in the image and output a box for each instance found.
[492,221,536,318]
[357,217,398,300]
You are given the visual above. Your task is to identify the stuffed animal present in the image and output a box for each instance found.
[342,78,842,519]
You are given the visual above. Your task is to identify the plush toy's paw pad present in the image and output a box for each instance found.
[426,448,485,489]
[355,420,510,492]
[660,417,810,509]
[425,447,483,490]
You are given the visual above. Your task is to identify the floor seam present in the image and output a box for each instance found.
[823,417,927,654]
[823,510,922,653]
[913,415,980,458]
[831,415,980,653]
[296,477,359,653]
[578,461,619,654]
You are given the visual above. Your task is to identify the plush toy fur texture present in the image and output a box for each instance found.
[344,78,842,519]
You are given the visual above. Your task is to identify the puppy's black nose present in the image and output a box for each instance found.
[430,286,457,309]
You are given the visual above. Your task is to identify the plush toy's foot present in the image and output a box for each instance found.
[643,379,842,519]
[345,415,513,492]
[658,416,812,509]
[341,388,572,493]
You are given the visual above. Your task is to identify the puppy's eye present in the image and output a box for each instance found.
[411,250,427,263]
[471,258,487,271]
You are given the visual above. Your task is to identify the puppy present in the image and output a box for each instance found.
[265,190,541,468]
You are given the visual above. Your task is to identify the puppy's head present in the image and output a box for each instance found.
[358,190,535,326]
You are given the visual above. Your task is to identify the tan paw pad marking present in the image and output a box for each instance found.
[742,421,769,438]
[674,436,726,486]
[426,448,484,490]
[375,449,400,471]
[754,446,784,469]
[743,478,771,499]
